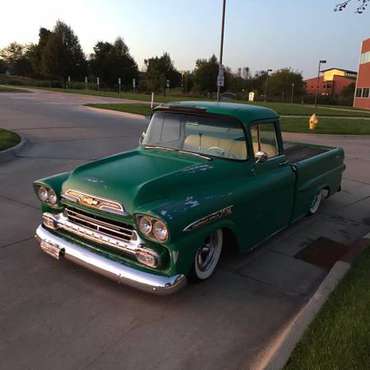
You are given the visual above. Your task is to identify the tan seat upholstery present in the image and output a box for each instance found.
[184,135,247,159]
[252,142,278,157]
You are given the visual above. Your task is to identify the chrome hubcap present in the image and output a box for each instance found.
[197,234,217,272]
[310,191,322,213]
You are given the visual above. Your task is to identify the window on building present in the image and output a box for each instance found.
[360,51,370,65]
[363,88,370,98]
[356,88,363,98]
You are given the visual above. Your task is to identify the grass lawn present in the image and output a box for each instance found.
[86,103,152,116]
[285,245,370,370]
[253,102,370,117]
[86,103,370,135]
[26,86,370,117]
[281,117,370,135]
[33,87,191,103]
[0,129,21,151]
[0,85,30,93]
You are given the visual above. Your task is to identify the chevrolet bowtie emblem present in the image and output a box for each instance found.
[80,196,99,207]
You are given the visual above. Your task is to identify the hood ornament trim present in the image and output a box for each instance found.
[62,189,126,216]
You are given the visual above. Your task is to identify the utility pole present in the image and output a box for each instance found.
[217,0,227,102]
[315,59,327,108]
[264,69,272,102]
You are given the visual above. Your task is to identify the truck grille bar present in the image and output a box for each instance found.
[64,207,135,242]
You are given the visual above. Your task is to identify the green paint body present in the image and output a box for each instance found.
[34,102,345,278]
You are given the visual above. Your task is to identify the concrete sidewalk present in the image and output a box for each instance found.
[0,90,369,370]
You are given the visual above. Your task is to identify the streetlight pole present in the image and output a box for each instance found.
[291,82,295,103]
[264,69,272,102]
[314,59,327,108]
[217,0,227,102]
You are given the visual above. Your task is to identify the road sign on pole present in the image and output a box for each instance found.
[217,66,225,88]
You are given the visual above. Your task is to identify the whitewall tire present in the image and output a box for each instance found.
[193,229,223,281]
[309,190,325,215]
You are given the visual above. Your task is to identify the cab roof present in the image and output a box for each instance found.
[157,101,279,127]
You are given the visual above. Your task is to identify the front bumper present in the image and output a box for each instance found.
[35,225,187,295]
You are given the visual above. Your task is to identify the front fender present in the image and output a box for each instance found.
[33,172,70,211]
[161,214,239,276]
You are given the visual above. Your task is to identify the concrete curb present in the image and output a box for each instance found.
[258,233,370,370]
[0,135,27,162]
[84,106,146,120]
[259,261,350,370]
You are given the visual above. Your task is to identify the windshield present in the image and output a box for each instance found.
[142,111,248,160]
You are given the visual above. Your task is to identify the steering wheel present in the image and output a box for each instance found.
[207,146,225,156]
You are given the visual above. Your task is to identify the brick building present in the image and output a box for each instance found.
[305,68,357,97]
[354,38,370,110]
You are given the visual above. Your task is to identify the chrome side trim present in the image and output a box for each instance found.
[183,205,234,232]
[35,225,186,295]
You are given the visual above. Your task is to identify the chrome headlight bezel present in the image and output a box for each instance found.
[135,214,169,243]
[35,184,59,207]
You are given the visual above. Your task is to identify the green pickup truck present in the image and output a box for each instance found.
[34,102,345,294]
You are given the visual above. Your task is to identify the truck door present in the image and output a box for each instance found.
[248,121,295,240]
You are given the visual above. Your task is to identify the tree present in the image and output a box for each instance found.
[89,37,138,87]
[28,28,52,77]
[193,55,219,93]
[267,69,305,101]
[42,21,87,81]
[182,71,194,93]
[0,58,6,73]
[335,0,369,13]
[0,42,33,76]
[144,53,181,94]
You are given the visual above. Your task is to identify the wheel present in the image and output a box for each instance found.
[308,190,324,215]
[192,229,223,281]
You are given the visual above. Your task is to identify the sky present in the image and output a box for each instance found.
[0,0,369,78]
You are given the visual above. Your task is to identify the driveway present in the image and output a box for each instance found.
[1,89,369,370]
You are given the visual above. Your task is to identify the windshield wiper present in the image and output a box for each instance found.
[144,145,212,161]
[143,145,177,152]
[178,150,212,161]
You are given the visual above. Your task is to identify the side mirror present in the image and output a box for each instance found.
[255,151,268,164]
[139,131,146,145]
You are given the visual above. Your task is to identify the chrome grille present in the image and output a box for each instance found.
[64,207,136,242]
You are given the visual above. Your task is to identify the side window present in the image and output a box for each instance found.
[251,123,280,159]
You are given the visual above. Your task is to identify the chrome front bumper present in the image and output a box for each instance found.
[35,225,187,295]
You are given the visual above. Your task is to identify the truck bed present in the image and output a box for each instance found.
[284,142,330,163]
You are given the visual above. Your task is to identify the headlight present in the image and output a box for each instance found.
[152,220,168,242]
[36,185,59,206]
[48,189,58,205]
[136,215,169,242]
[139,216,153,235]
[38,186,49,202]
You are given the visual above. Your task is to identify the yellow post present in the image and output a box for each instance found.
[309,113,319,130]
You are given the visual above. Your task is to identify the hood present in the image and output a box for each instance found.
[62,148,218,214]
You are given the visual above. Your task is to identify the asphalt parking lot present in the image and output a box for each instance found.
[1,89,369,370]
